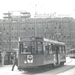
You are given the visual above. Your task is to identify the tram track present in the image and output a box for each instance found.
[24,60,75,75]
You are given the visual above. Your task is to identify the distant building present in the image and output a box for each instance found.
[0,11,74,54]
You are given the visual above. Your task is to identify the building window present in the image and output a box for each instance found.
[3,28,5,30]
[23,28,25,30]
[12,28,13,30]
[7,32,8,34]
[29,28,30,29]
[15,37,17,38]
[64,36,66,38]
[12,37,13,38]
[55,27,57,29]
[59,25,61,29]
[32,28,34,29]
[46,27,48,29]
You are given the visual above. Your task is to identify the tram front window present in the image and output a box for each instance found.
[37,42,43,54]
[22,42,31,54]
[20,41,36,54]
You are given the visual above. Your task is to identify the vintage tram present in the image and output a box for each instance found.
[18,37,66,70]
[67,49,75,58]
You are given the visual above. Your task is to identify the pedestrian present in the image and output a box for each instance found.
[11,55,18,71]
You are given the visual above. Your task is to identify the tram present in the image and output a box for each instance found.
[18,37,66,70]
[67,49,75,58]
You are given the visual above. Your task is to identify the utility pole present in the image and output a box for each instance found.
[34,17,37,37]
[69,21,72,49]
[34,4,37,37]
[3,12,12,64]
[3,12,12,51]
[0,32,4,66]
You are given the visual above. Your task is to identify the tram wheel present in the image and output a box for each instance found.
[49,64,53,69]
[60,62,64,66]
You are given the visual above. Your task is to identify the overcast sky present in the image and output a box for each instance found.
[0,0,75,18]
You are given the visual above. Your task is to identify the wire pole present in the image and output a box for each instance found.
[34,4,37,37]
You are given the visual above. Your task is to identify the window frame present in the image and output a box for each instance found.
[37,41,43,54]
[19,41,43,55]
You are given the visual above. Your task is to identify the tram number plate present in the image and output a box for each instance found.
[27,55,33,63]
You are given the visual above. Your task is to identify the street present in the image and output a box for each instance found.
[0,57,75,75]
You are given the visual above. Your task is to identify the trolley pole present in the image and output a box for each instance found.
[34,17,37,37]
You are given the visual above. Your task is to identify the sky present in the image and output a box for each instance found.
[0,0,75,18]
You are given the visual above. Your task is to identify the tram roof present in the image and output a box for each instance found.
[19,37,65,45]
[69,49,75,51]
[43,38,65,45]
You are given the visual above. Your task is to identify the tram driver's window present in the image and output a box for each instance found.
[38,42,43,54]
[21,42,32,54]
[32,42,36,54]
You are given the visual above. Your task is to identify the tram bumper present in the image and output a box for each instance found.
[18,65,37,71]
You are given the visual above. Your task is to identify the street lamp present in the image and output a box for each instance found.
[3,12,12,52]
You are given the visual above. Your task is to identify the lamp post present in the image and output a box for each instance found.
[3,12,12,64]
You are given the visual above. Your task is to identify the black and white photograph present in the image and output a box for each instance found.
[0,0,75,75]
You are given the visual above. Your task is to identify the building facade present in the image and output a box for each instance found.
[0,12,75,53]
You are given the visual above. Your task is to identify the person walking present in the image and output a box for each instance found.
[11,55,18,71]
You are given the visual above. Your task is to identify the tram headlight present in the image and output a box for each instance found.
[24,55,27,64]
[24,60,27,64]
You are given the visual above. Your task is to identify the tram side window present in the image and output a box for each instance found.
[63,46,65,53]
[59,46,62,53]
[49,44,52,54]
[32,42,36,54]
[73,50,75,54]
[45,45,49,54]
[52,45,56,54]
[70,51,72,54]
[37,42,43,54]
[64,46,66,53]
[61,46,65,53]
[67,51,70,55]
[0,53,2,62]
[20,43,23,54]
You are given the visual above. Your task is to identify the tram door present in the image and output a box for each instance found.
[55,46,60,65]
